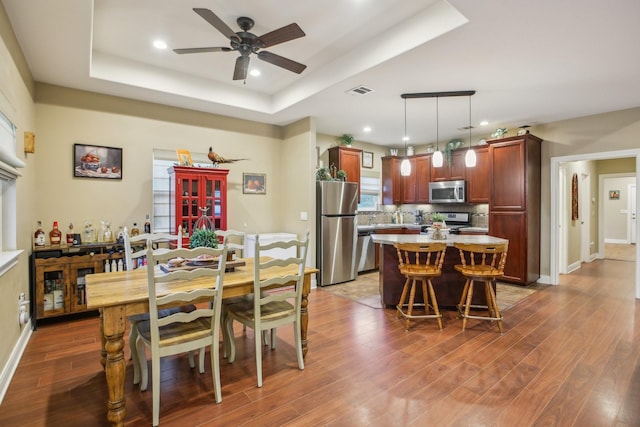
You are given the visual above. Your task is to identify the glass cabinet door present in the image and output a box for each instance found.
[36,264,69,318]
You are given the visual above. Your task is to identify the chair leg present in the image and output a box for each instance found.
[486,280,504,333]
[462,280,475,331]
[188,351,195,369]
[151,352,161,427]
[458,278,471,314]
[224,315,236,363]
[255,328,263,388]
[269,329,276,350]
[420,279,429,316]
[198,347,206,373]
[210,340,222,403]
[136,337,149,391]
[405,279,417,330]
[396,277,410,319]
[130,322,141,385]
[294,320,304,371]
[427,280,443,331]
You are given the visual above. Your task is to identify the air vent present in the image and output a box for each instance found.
[346,85,374,96]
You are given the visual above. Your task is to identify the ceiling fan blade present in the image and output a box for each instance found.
[173,47,232,54]
[193,8,239,41]
[233,56,250,80]
[257,51,307,74]
[258,23,305,48]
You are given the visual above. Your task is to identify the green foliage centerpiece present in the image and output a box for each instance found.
[189,227,218,248]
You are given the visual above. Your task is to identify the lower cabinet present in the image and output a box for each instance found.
[33,250,124,322]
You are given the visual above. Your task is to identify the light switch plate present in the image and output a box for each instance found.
[300,211,308,221]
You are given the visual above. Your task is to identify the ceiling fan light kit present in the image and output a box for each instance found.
[174,8,307,81]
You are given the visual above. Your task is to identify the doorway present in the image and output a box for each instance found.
[550,150,640,299]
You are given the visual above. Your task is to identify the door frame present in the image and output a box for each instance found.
[581,172,591,263]
[550,149,640,299]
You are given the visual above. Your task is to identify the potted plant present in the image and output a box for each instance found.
[189,227,219,248]
[430,212,446,227]
[338,134,354,146]
[336,169,347,181]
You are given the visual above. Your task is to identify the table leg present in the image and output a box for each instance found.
[300,273,311,358]
[102,305,127,427]
[99,308,106,369]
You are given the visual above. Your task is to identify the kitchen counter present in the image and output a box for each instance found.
[370,233,508,308]
[371,233,505,246]
[357,224,422,232]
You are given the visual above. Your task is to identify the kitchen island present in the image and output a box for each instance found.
[371,233,508,309]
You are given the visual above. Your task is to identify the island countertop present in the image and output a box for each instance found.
[371,233,507,246]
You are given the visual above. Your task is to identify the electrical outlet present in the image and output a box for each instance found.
[300,211,308,221]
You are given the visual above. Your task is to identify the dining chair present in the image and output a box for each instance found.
[394,242,447,330]
[223,232,309,387]
[453,241,509,333]
[215,229,255,356]
[123,226,198,386]
[135,245,228,426]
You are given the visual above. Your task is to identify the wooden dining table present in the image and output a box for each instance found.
[85,258,318,427]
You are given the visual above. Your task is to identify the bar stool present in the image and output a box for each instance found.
[453,242,509,333]
[394,242,447,330]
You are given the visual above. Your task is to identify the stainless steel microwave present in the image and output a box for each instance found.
[429,180,466,203]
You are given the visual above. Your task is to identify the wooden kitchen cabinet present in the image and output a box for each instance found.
[488,134,541,285]
[382,156,402,205]
[466,146,490,204]
[430,149,466,182]
[383,154,431,205]
[328,146,362,199]
[168,166,228,247]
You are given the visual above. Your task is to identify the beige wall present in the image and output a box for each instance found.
[0,3,37,388]
[531,107,640,277]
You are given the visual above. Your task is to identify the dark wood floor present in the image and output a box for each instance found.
[1,259,639,426]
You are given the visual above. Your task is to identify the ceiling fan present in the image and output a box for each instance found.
[174,8,307,81]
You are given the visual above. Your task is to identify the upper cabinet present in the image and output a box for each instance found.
[382,154,431,205]
[430,149,466,182]
[465,146,490,204]
[328,146,362,200]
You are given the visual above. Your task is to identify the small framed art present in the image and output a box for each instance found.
[176,149,193,166]
[362,151,373,168]
[609,190,620,200]
[73,144,122,180]
[243,173,266,194]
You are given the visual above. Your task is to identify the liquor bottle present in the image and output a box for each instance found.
[66,223,75,245]
[144,214,151,234]
[131,222,140,236]
[49,221,62,246]
[34,221,46,247]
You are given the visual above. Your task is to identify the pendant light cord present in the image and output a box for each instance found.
[404,98,407,149]
[436,97,439,151]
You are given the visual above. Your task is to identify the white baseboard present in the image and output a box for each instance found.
[605,238,629,244]
[567,260,582,273]
[537,274,553,285]
[0,321,32,405]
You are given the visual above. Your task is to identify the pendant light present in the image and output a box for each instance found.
[464,94,477,167]
[400,98,411,176]
[432,96,444,168]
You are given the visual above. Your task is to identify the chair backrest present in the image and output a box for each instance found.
[124,225,182,270]
[216,229,245,258]
[145,245,229,344]
[394,242,447,274]
[454,242,509,275]
[252,232,309,326]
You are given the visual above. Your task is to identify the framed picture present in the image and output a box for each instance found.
[73,144,122,180]
[609,190,620,200]
[362,151,373,168]
[243,173,266,194]
[176,149,193,166]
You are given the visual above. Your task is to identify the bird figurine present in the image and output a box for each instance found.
[208,147,247,167]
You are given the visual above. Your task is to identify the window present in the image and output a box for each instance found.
[358,173,380,211]
[152,149,210,233]
[0,111,22,274]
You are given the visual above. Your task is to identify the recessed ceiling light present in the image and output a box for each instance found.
[153,40,167,50]
[479,120,489,126]
[363,126,371,133]
[250,69,261,77]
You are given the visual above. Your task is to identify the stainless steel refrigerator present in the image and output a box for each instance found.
[316,181,358,286]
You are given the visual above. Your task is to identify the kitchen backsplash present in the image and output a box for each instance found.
[358,204,489,226]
